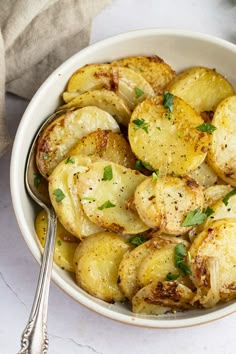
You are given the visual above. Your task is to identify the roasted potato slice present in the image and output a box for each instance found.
[36,107,120,178]
[35,209,79,272]
[67,130,136,169]
[167,67,234,114]
[112,55,176,94]
[48,155,103,239]
[60,89,131,126]
[204,184,233,207]
[134,175,204,235]
[129,95,210,175]
[132,281,195,315]
[77,160,149,234]
[207,95,236,187]
[189,219,236,307]
[64,64,112,101]
[73,232,132,302]
[188,161,218,189]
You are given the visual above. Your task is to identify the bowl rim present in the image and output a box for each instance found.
[10,28,236,328]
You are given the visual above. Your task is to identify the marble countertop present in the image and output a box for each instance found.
[1,1,236,353]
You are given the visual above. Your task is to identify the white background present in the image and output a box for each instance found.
[1,1,236,353]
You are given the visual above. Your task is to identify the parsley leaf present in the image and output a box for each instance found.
[222,189,236,206]
[165,272,180,281]
[133,118,149,134]
[203,206,214,217]
[135,160,143,171]
[195,123,217,133]
[127,235,146,247]
[103,165,113,181]
[53,188,65,202]
[174,243,192,276]
[152,170,159,181]
[181,207,210,227]
[34,173,42,188]
[135,87,144,98]
[65,156,75,164]
[98,200,116,210]
[81,197,96,202]
[57,240,62,246]
[135,159,154,171]
[163,90,174,119]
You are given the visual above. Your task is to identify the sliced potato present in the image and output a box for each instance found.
[112,55,176,94]
[188,161,218,188]
[112,66,155,109]
[207,95,236,187]
[204,184,233,206]
[132,281,195,315]
[67,130,136,169]
[189,219,236,307]
[73,232,132,302]
[167,66,234,114]
[129,95,210,175]
[65,64,112,100]
[60,89,131,126]
[36,107,120,178]
[48,155,103,239]
[135,175,204,235]
[35,209,79,272]
[77,160,148,234]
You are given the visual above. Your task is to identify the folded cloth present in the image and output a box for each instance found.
[0,0,111,157]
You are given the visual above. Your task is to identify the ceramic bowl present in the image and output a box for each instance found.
[10,29,236,328]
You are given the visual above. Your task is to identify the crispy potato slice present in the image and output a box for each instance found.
[73,232,132,302]
[189,219,236,307]
[48,155,103,239]
[67,130,136,169]
[112,66,155,110]
[188,161,218,188]
[112,55,176,94]
[132,281,195,315]
[60,90,131,126]
[35,209,79,272]
[134,175,204,235]
[204,184,233,207]
[129,95,210,174]
[65,64,112,100]
[207,95,236,187]
[167,67,234,114]
[137,236,190,288]
[36,107,120,178]
[77,161,148,234]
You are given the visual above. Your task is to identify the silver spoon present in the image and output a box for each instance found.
[19,111,65,354]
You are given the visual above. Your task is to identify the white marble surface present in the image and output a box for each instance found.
[1,0,236,353]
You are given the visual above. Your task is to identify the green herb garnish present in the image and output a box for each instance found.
[43,154,49,160]
[152,170,159,181]
[203,206,214,217]
[81,197,96,202]
[163,90,174,119]
[57,240,62,246]
[103,165,113,181]
[195,123,217,133]
[222,189,236,206]
[133,118,149,133]
[127,235,146,247]
[165,272,180,281]
[135,87,144,98]
[181,207,209,227]
[135,159,154,171]
[174,243,192,276]
[98,200,116,210]
[65,156,75,164]
[34,173,42,188]
[53,188,65,202]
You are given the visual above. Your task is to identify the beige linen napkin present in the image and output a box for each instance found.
[0,0,111,157]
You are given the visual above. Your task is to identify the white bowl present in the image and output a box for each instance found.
[10,29,236,328]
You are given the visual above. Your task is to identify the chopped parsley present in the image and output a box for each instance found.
[133,118,149,134]
[65,156,75,164]
[181,207,212,227]
[81,197,96,201]
[222,189,236,206]
[152,170,159,181]
[165,243,192,281]
[135,87,144,98]
[135,159,154,171]
[165,272,180,281]
[103,165,113,181]
[127,235,146,247]
[57,240,62,246]
[98,200,116,210]
[163,90,174,119]
[34,173,42,188]
[53,188,65,202]
[195,122,217,133]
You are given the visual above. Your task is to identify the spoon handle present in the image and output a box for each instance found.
[18,207,57,354]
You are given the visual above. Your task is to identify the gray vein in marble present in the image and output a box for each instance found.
[0,272,27,309]
[50,333,103,354]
